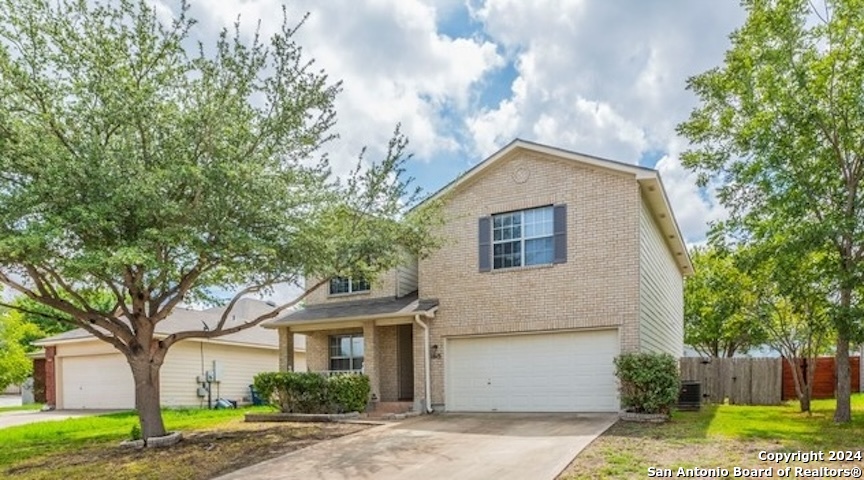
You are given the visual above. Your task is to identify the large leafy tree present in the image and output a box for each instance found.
[678,0,864,422]
[684,246,764,357]
[0,0,439,439]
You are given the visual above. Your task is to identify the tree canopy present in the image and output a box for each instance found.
[684,246,764,358]
[678,0,864,421]
[0,0,440,438]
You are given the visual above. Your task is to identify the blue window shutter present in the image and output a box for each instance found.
[553,204,567,264]
[478,216,492,272]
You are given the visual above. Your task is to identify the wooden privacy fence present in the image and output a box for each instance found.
[679,357,783,405]
[781,357,860,400]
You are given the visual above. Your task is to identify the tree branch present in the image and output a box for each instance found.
[161,277,328,348]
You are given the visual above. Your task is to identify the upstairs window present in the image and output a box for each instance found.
[492,206,554,269]
[329,276,371,295]
[479,204,567,272]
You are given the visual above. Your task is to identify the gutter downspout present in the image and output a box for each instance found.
[414,314,434,414]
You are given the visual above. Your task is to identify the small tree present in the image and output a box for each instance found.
[0,310,43,390]
[685,246,765,357]
[614,352,679,415]
[741,244,833,413]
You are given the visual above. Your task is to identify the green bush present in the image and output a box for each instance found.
[614,352,679,415]
[253,371,370,414]
[327,373,371,413]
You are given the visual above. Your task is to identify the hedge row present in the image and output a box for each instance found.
[253,371,371,414]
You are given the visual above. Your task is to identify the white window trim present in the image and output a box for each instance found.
[492,207,554,270]
[329,277,371,296]
[329,334,364,372]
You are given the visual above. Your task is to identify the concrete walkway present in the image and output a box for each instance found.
[0,409,116,429]
[0,394,22,408]
[217,413,617,480]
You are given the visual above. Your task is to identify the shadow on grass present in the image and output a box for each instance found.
[603,399,864,450]
[602,405,719,442]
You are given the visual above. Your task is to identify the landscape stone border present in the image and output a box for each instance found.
[619,411,669,423]
[245,412,360,423]
[146,431,183,448]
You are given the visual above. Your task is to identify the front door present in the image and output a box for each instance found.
[397,324,414,401]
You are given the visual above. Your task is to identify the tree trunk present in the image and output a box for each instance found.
[129,356,166,439]
[834,333,851,423]
[834,284,852,423]
[786,357,810,413]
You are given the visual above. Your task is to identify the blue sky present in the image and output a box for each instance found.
[146,0,751,303]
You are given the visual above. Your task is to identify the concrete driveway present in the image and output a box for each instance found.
[0,409,116,429]
[217,413,617,480]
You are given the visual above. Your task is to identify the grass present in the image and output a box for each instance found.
[0,403,43,413]
[0,407,369,480]
[560,394,864,479]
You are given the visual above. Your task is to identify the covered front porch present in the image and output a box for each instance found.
[265,293,438,412]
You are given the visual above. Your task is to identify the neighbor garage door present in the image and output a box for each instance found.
[446,330,619,412]
[61,354,135,409]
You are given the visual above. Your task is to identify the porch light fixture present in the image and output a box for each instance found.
[431,344,442,359]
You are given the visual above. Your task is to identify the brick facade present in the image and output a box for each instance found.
[305,269,399,306]
[278,329,294,372]
[417,151,641,406]
[376,326,399,402]
[45,346,56,408]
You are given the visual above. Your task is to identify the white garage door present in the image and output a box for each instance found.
[446,330,619,412]
[61,354,135,409]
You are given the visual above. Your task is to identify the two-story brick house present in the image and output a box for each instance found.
[265,139,692,413]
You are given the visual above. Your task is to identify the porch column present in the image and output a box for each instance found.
[363,320,380,403]
[279,328,294,372]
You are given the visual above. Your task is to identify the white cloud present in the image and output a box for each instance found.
[465,0,745,241]
[180,0,503,176]
[155,0,744,243]
[654,140,728,243]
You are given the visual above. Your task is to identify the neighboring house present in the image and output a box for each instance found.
[265,139,692,413]
[33,299,307,410]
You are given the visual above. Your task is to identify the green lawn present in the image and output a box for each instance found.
[0,407,368,480]
[0,407,269,466]
[561,394,864,479]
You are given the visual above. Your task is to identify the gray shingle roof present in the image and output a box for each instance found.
[34,298,279,348]
[265,291,439,327]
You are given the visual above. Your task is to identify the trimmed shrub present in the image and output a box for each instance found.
[253,371,370,414]
[614,352,679,415]
[327,373,371,413]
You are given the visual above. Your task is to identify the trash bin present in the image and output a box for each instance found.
[249,384,263,406]
[678,381,701,411]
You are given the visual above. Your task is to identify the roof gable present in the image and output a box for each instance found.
[421,139,693,275]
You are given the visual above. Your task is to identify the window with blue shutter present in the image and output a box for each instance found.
[480,204,567,271]
[478,216,492,272]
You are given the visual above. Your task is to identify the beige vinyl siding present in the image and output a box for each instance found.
[160,342,278,407]
[638,199,684,356]
[56,340,118,357]
[51,339,281,408]
[396,257,419,296]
